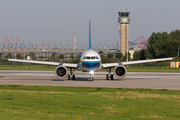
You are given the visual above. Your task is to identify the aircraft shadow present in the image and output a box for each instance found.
[50,79,66,81]
[51,77,88,81]
[51,77,124,81]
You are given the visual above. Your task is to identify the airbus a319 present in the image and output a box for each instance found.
[3,21,180,81]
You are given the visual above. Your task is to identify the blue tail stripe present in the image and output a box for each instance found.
[89,21,91,50]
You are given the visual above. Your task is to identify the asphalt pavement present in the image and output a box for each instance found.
[0,70,180,90]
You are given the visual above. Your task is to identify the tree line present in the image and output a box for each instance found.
[133,30,180,60]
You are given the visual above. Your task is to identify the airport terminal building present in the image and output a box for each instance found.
[0,47,116,60]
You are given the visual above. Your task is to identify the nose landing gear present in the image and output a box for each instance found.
[88,77,93,81]
[88,71,94,82]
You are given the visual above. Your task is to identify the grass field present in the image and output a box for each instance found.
[0,65,56,71]
[0,85,180,120]
[1,64,180,72]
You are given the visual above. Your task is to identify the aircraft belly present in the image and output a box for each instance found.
[80,61,101,72]
[81,66,101,72]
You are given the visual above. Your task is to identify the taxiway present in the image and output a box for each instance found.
[0,70,180,90]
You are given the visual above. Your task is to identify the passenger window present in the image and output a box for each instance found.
[87,57,90,59]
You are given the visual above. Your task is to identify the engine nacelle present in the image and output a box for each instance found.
[114,65,127,78]
[55,66,68,78]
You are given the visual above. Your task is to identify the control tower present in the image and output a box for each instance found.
[118,10,130,56]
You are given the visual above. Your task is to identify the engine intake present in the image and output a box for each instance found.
[55,66,68,78]
[114,65,127,78]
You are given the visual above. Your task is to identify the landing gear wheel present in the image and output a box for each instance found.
[68,75,70,80]
[106,74,109,80]
[110,74,113,80]
[88,77,93,81]
[72,75,75,80]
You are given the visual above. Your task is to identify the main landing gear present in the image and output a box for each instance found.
[68,68,76,80]
[106,68,114,80]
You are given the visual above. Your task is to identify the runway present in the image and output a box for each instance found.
[0,70,180,90]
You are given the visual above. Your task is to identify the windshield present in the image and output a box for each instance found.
[83,56,99,60]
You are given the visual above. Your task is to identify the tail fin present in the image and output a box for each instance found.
[89,21,91,50]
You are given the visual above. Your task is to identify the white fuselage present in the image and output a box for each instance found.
[80,50,101,72]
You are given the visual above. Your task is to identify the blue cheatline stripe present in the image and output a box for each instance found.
[89,21,91,50]
[82,61,100,63]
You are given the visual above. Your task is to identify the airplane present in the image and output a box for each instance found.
[2,21,180,81]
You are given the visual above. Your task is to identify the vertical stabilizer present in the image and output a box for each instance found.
[89,21,91,50]
[74,32,76,49]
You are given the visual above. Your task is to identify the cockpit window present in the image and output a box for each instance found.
[91,56,95,59]
[83,56,99,59]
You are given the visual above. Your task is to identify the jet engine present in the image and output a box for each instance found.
[114,65,127,78]
[55,66,68,78]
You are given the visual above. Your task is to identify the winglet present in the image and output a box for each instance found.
[89,21,91,50]
[174,45,180,58]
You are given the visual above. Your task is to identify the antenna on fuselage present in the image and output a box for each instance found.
[89,21,91,50]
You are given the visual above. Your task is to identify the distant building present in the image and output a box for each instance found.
[0,48,116,60]
[170,62,180,68]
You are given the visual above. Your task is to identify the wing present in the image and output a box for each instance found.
[102,45,180,68]
[102,57,174,68]
[121,57,173,65]
[102,63,119,68]
[7,59,78,68]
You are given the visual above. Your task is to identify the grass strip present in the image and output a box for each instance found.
[126,67,180,72]
[0,85,180,120]
[0,65,56,71]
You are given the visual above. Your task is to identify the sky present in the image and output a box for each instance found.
[0,0,180,47]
